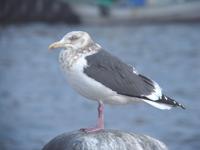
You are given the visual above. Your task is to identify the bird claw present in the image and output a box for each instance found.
[80,127,103,133]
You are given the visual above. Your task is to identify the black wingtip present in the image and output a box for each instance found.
[178,103,186,110]
[159,95,186,110]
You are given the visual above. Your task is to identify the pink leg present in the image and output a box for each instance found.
[80,101,104,133]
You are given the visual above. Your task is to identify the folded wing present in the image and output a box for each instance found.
[84,50,161,100]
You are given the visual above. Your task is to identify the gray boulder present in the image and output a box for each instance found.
[42,129,168,150]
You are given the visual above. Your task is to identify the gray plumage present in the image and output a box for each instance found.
[84,50,154,98]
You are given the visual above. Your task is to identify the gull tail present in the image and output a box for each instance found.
[143,95,185,110]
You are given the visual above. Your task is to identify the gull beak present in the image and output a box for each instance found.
[48,41,64,50]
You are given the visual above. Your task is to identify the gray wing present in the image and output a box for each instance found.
[84,50,156,98]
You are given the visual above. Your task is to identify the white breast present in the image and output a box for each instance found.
[60,52,140,104]
[62,54,116,101]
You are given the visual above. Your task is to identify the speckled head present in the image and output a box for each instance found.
[49,31,94,51]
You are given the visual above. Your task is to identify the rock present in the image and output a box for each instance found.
[42,129,168,150]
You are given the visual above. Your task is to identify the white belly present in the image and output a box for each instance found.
[62,56,137,104]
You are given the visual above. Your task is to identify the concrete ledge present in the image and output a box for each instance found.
[42,129,168,150]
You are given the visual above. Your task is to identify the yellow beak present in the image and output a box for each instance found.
[48,41,64,50]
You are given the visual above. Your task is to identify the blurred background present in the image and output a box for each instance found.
[0,0,200,150]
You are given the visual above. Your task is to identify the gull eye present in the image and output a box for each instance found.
[70,35,78,41]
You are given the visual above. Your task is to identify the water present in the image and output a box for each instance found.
[0,23,200,150]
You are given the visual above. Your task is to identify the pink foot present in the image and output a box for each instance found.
[80,126,103,133]
[80,101,104,133]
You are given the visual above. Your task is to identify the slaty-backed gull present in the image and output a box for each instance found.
[49,31,185,132]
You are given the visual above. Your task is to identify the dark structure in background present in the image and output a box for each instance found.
[0,0,80,24]
[1,0,200,25]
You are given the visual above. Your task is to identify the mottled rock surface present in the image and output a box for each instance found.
[42,129,168,150]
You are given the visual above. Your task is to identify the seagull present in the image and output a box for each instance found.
[49,31,185,132]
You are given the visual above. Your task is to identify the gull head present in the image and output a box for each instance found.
[49,31,93,51]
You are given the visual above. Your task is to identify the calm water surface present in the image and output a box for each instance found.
[0,23,200,150]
